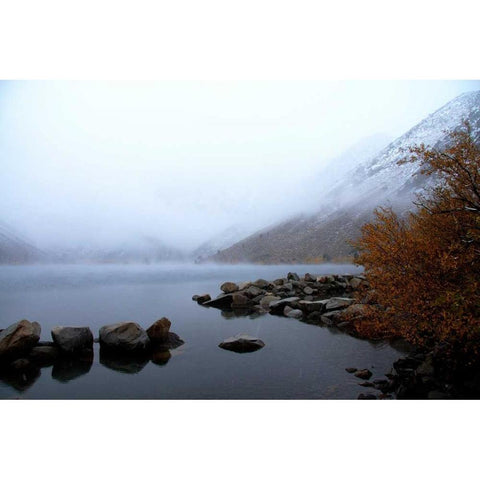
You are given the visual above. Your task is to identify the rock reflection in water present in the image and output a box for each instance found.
[51,350,93,383]
[220,308,256,319]
[151,348,171,366]
[0,359,41,392]
[100,349,150,374]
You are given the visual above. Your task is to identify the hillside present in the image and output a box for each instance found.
[0,222,45,264]
[209,91,480,264]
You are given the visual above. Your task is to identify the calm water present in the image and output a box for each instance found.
[0,263,406,399]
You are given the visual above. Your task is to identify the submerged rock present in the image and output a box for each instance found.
[354,369,373,380]
[51,326,94,355]
[99,322,150,354]
[0,320,41,359]
[219,334,265,353]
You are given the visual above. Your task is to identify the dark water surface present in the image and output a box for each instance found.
[0,263,405,399]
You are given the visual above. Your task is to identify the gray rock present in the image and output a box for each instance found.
[298,300,329,314]
[325,297,355,311]
[51,326,93,354]
[221,282,239,294]
[416,356,434,377]
[219,334,265,353]
[285,309,303,319]
[303,286,314,295]
[0,320,41,359]
[349,277,363,289]
[269,297,300,315]
[231,293,250,307]
[287,272,300,281]
[196,294,211,304]
[99,322,150,353]
[246,285,264,298]
[253,279,270,289]
[259,295,281,308]
[203,294,234,308]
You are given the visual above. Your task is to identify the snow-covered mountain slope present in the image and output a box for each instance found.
[209,90,480,264]
[0,221,46,264]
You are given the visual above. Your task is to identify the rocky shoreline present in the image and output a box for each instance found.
[194,271,480,399]
[0,318,184,392]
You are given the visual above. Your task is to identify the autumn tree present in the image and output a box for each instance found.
[352,122,480,358]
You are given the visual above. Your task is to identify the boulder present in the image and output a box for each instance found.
[219,334,265,353]
[245,286,264,298]
[303,286,314,295]
[51,326,94,354]
[269,297,300,315]
[345,367,358,373]
[298,300,328,314]
[325,297,355,311]
[203,294,234,308]
[161,332,184,349]
[287,272,300,281]
[273,278,285,286]
[99,322,150,353]
[349,277,363,289]
[259,295,281,308]
[221,282,239,294]
[237,281,251,290]
[301,311,323,325]
[146,317,171,342]
[304,273,316,283]
[195,294,211,305]
[320,310,345,326]
[252,279,269,289]
[0,320,41,359]
[285,309,303,319]
[231,293,250,307]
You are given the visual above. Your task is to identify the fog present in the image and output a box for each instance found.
[1,80,478,254]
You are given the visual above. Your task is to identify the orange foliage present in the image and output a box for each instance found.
[353,122,480,354]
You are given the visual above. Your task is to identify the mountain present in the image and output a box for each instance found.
[209,90,480,264]
[0,221,46,264]
[53,236,187,264]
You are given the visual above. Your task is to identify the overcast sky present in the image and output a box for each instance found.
[1,80,479,251]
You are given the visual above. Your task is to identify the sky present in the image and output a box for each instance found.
[1,80,479,252]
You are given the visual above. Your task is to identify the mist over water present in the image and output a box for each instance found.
[1,80,478,256]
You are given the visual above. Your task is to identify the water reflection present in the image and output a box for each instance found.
[99,349,150,374]
[51,350,93,383]
[0,360,41,392]
[151,349,171,366]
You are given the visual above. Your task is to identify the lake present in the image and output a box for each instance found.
[0,263,406,399]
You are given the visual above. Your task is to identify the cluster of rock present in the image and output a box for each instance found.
[0,317,184,391]
[193,272,369,331]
